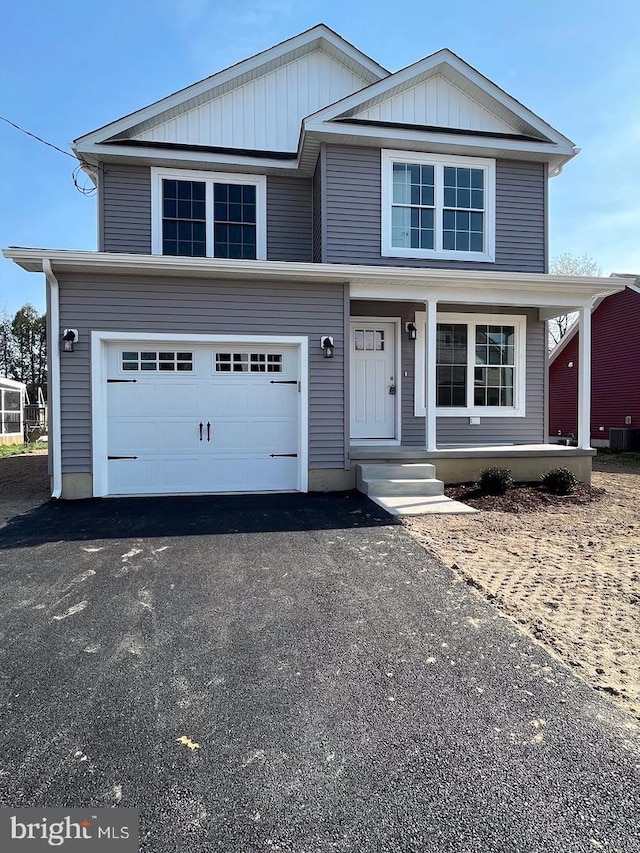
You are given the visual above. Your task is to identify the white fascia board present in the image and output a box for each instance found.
[304,120,576,160]
[548,281,640,364]
[73,25,386,152]
[3,249,627,304]
[350,283,595,309]
[304,48,575,151]
[78,143,302,174]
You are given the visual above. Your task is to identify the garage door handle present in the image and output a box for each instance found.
[199,422,203,441]
[207,421,211,442]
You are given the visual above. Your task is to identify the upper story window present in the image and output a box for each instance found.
[381,151,495,263]
[151,168,266,259]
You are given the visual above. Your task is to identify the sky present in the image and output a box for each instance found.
[1,0,639,314]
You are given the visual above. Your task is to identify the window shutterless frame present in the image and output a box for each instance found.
[413,312,526,417]
[151,167,267,259]
[381,150,496,262]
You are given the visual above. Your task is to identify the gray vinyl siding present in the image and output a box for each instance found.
[100,166,312,261]
[350,302,545,447]
[58,274,346,474]
[101,164,152,254]
[324,146,546,273]
[312,156,323,263]
[266,176,312,261]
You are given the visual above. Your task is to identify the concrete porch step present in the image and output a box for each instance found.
[368,494,478,516]
[356,462,436,480]
[355,461,475,514]
[360,478,444,497]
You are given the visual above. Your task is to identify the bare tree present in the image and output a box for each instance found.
[548,254,601,350]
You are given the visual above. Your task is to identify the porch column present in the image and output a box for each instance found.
[577,303,592,450]
[425,300,437,451]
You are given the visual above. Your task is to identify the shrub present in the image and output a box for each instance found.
[541,467,579,495]
[479,467,513,495]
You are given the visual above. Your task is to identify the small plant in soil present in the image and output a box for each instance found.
[478,467,513,495]
[541,466,579,496]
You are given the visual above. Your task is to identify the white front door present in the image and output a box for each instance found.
[350,321,397,440]
[105,342,300,495]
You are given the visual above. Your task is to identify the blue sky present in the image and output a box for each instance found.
[1,0,639,314]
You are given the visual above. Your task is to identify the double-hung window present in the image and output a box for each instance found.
[152,168,266,259]
[382,151,495,262]
[414,313,526,417]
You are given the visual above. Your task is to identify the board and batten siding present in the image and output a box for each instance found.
[100,166,313,261]
[57,274,346,475]
[350,302,545,446]
[324,145,546,273]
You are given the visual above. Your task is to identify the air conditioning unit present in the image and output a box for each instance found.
[609,428,640,451]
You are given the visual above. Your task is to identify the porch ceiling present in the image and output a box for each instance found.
[3,248,624,309]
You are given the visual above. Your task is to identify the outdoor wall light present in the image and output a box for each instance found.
[405,321,417,341]
[62,329,78,352]
[320,335,334,359]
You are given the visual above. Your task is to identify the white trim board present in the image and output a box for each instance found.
[4,249,626,305]
[91,331,309,498]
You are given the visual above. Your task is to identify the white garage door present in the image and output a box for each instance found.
[105,342,300,495]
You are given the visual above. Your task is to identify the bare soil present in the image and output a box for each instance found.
[404,453,640,719]
[0,452,49,527]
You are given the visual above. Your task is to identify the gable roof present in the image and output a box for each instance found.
[73,24,388,160]
[73,26,577,176]
[301,48,576,173]
[549,275,640,365]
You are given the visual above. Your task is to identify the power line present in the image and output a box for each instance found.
[0,114,76,160]
[0,114,96,196]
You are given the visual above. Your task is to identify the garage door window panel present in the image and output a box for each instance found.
[215,352,283,373]
[121,351,194,372]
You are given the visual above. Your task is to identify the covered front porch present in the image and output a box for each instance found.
[346,266,622,483]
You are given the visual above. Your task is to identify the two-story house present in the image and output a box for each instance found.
[4,25,622,502]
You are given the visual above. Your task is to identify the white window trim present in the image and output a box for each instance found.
[151,167,267,260]
[381,150,496,263]
[414,312,526,418]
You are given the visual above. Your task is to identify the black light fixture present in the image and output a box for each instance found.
[405,321,417,341]
[320,335,334,359]
[62,329,77,352]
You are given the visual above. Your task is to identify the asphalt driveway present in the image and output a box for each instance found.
[0,493,638,852]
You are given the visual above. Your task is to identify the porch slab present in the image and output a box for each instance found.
[367,494,478,516]
[350,444,596,460]
[351,445,595,485]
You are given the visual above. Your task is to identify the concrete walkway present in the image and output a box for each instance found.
[0,492,638,852]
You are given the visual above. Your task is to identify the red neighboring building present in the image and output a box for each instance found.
[549,278,640,445]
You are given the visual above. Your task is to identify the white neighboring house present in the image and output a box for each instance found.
[0,377,25,445]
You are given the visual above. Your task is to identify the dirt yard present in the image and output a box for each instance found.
[405,454,640,719]
[0,451,49,527]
